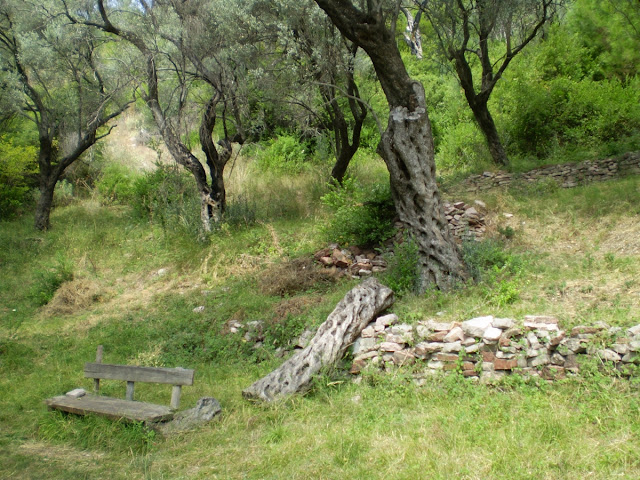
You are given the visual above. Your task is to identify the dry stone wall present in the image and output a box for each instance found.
[350,313,640,382]
[461,151,640,192]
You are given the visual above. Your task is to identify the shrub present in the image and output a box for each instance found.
[96,163,139,204]
[131,163,201,233]
[320,178,395,246]
[0,137,37,218]
[254,134,310,174]
[383,237,420,296]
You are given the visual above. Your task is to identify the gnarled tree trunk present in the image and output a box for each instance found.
[314,0,468,291]
[243,277,393,402]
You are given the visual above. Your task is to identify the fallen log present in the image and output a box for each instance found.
[243,277,394,402]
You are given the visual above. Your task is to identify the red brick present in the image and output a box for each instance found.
[494,358,518,370]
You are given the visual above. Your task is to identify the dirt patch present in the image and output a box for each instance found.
[258,257,338,297]
[19,440,105,464]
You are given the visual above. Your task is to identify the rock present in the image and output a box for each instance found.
[461,316,494,337]
[551,353,566,365]
[393,351,416,366]
[611,343,630,355]
[65,388,86,399]
[444,326,465,343]
[529,354,550,367]
[427,331,448,342]
[376,314,398,328]
[627,325,640,337]
[494,358,518,370]
[622,353,640,364]
[526,332,541,350]
[422,320,454,331]
[414,342,443,356]
[549,331,566,347]
[352,337,377,355]
[465,344,480,354]
[193,306,205,314]
[542,366,566,381]
[379,341,404,352]
[492,318,515,330]
[629,341,640,352]
[361,325,376,338]
[571,326,602,336]
[597,349,621,362]
[442,341,463,353]
[158,397,222,435]
[483,327,503,343]
[503,327,523,339]
[564,338,587,354]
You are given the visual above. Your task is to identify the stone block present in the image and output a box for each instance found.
[376,314,398,327]
[379,342,403,352]
[483,327,503,343]
[597,349,621,362]
[529,354,550,367]
[444,326,465,343]
[461,316,494,337]
[442,341,463,353]
[494,358,518,370]
[493,317,515,330]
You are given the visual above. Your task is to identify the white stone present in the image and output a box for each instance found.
[66,388,87,398]
[376,314,398,327]
[529,354,550,367]
[352,337,377,355]
[524,321,560,332]
[442,341,463,353]
[193,306,205,313]
[597,349,621,362]
[526,332,541,349]
[492,317,515,330]
[423,320,453,331]
[611,344,630,355]
[379,342,403,352]
[626,325,640,337]
[361,326,376,338]
[462,337,477,346]
[483,327,503,342]
[461,316,494,337]
[444,326,465,343]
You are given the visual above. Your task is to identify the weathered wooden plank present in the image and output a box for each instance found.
[45,395,174,423]
[84,363,194,385]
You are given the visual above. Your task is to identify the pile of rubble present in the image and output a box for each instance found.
[313,200,487,277]
[349,313,640,382]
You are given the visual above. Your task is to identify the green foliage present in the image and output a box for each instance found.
[29,253,74,306]
[53,180,74,207]
[383,237,420,296]
[96,163,139,204]
[320,177,395,246]
[254,134,311,174]
[0,136,37,218]
[131,163,201,233]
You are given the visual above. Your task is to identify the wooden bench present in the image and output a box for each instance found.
[46,346,195,423]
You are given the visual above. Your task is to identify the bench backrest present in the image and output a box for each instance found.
[84,363,195,386]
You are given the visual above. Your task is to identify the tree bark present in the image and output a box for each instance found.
[243,277,394,402]
[469,99,509,166]
[314,0,468,291]
[34,179,56,231]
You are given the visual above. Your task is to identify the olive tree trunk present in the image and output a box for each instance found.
[314,0,468,291]
[243,277,393,402]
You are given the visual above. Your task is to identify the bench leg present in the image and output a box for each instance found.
[170,385,182,409]
[126,381,135,401]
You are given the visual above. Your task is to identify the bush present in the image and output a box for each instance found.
[96,163,139,204]
[0,137,37,218]
[131,163,201,233]
[383,237,420,296]
[320,177,395,246]
[253,134,310,174]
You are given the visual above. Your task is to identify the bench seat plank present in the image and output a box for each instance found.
[45,395,174,423]
[84,363,194,385]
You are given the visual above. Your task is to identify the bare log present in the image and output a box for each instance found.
[242,277,394,402]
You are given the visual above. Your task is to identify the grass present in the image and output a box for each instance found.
[1,152,640,479]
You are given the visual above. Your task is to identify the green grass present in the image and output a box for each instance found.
[1,156,640,479]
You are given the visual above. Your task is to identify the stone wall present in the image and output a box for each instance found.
[460,151,640,192]
[350,313,640,383]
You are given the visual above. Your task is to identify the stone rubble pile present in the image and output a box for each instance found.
[313,200,487,277]
[350,313,640,382]
[462,151,640,192]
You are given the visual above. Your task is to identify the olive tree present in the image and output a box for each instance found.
[412,0,558,166]
[314,0,467,291]
[0,0,132,230]
[65,0,239,230]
